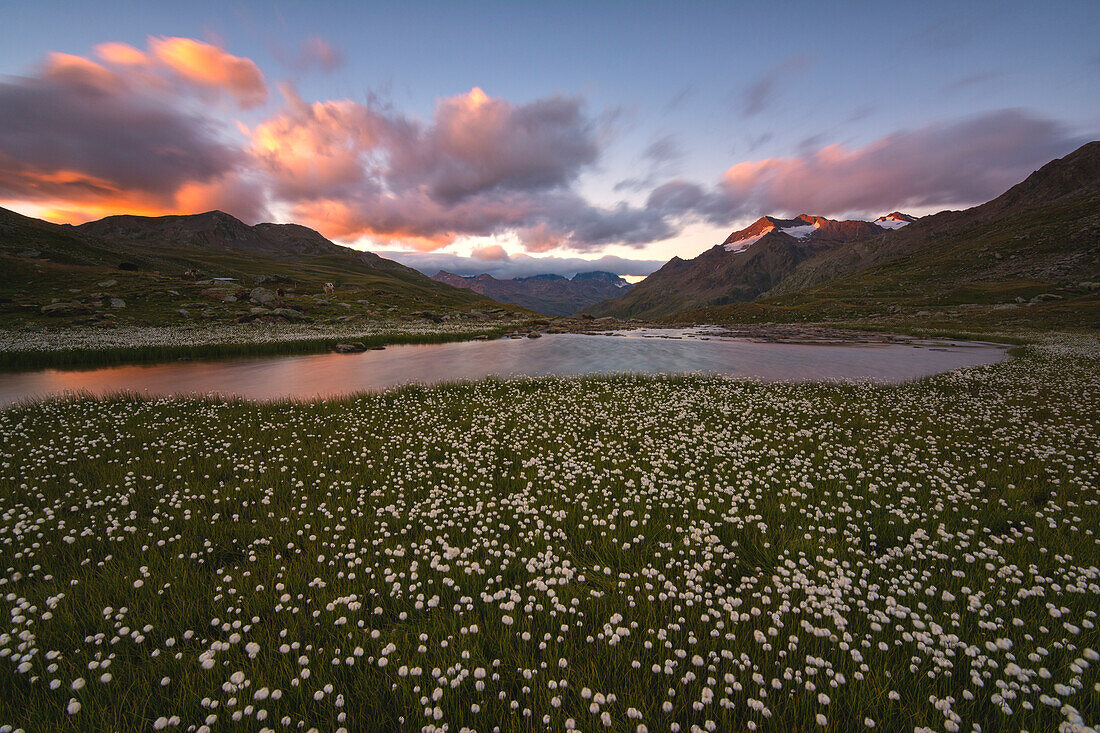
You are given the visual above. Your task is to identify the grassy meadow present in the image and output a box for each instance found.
[0,335,1097,732]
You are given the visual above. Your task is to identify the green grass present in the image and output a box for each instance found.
[0,334,1097,731]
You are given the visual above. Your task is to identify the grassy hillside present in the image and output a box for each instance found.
[0,207,526,335]
[676,193,1100,332]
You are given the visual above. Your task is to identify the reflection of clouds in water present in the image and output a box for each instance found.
[0,335,1006,406]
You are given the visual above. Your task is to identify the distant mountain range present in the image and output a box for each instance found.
[431,270,631,316]
[586,141,1100,327]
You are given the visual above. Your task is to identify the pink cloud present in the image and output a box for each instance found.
[716,110,1080,216]
[471,244,510,261]
[294,36,344,71]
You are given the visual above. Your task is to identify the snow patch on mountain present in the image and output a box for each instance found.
[874,213,915,230]
[780,223,818,239]
[723,230,771,252]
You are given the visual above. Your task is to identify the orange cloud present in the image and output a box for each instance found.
[94,42,149,66]
[1,168,264,226]
[291,199,457,251]
[249,87,383,196]
[148,37,267,107]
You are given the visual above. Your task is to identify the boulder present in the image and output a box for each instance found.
[333,342,367,353]
[109,297,126,308]
[270,307,309,321]
[250,287,281,307]
[41,302,91,316]
[97,279,118,287]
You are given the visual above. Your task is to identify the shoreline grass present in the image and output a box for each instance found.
[0,324,520,372]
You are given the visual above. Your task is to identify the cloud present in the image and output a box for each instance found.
[250,85,671,252]
[471,243,509,261]
[614,134,683,193]
[87,37,268,108]
[713,109,1084,217]
[146,37,267,108]
[943,71,1004,93]
[378,249,665,280]
[0,48,267,223]
[289,36,345,72]
[741,55,812,117]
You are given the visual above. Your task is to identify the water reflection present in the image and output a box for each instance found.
[0,332,1007,406]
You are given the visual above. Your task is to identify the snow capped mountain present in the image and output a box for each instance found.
[722,215,883,253]
[874,212,918,230]
[723,216,817,252]
[722,212,920,253]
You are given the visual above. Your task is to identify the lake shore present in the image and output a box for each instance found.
[0,314,1031,372]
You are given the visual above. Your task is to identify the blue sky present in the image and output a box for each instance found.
[2,1,1097,277]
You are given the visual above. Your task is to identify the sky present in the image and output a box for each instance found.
[1,1,1097,279]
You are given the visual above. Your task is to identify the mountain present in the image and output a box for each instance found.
[874,212,917,229]
[585,214,889,319]
[431,270,631,316]
[75,211,412,274]
[765,142,1100,299]
[675,141,1100,330]
[0,208,523,329]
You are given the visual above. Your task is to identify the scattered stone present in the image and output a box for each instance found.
[1031,293,1063,302]
[249,307,271,315]
[203,289,238,302]
[40,302,91,316]
[19,249,41,258]
[249,287,281,307]
[109,297,126,308]
[97,279,118,287]
[1079,281,1099,291]
[270,307,309,321]
[527,332,542,338]
[254,273,292,284]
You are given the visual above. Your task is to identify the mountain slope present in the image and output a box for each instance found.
[0,208,523,329]
[768,141,1100,297]
[432,270,630,316]
[678,142,1100,330]
[585,214,885,319]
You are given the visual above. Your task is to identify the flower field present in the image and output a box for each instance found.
[0,337,1097,732]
